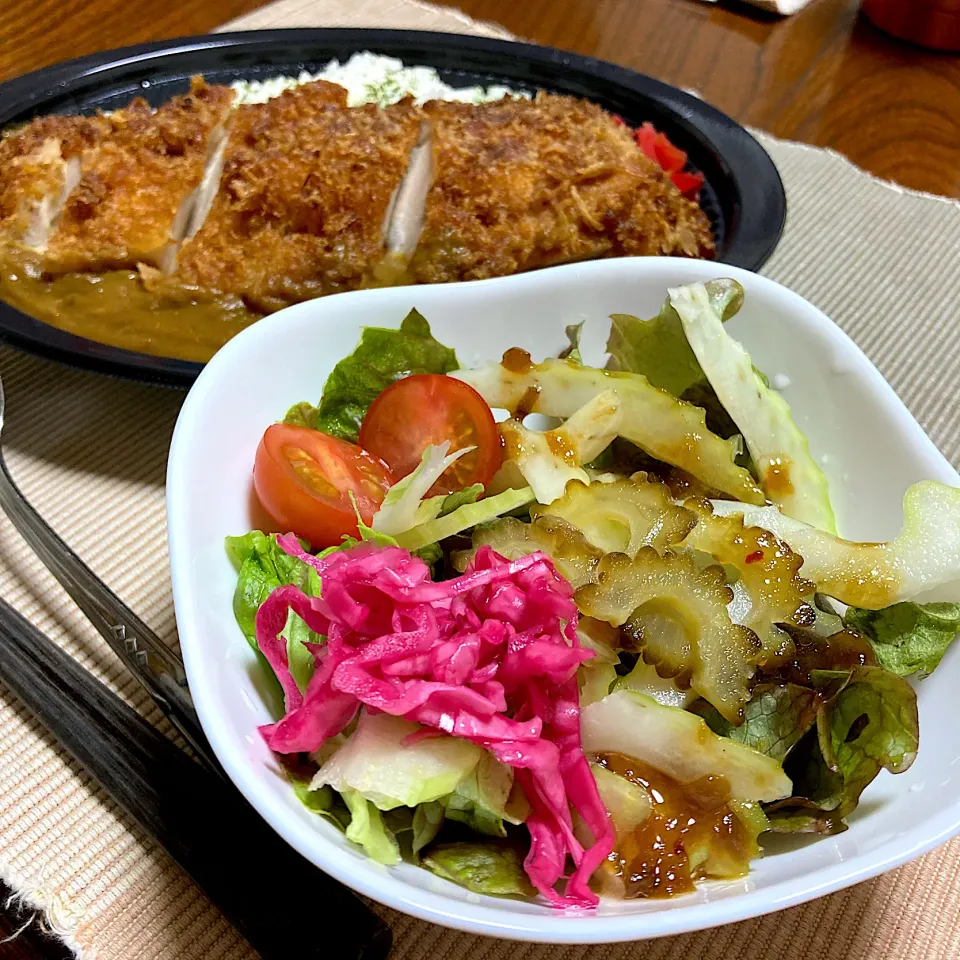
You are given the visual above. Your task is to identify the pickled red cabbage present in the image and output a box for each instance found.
[254,538,614,907]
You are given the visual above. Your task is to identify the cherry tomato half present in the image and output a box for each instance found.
[358,374,502,496]
[253,423,395,548]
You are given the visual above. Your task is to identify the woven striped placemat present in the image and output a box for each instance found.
[0,1,958,957]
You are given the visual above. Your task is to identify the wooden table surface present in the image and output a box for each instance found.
[1,0,959,198]
[0,0,957,956]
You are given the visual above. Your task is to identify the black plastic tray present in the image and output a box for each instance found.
[0,29,786,387]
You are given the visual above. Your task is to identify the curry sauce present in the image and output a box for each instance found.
[0,251,262,363]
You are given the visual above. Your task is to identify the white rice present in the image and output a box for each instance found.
[231,51,525,107]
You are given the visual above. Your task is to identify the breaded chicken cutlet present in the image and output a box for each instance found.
[409,94,713,285]
[1,78,715,318]
[165,81,424,311]
[0,112,109,248]
[41,78,235,274]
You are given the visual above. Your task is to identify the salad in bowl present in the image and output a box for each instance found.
[217,277,960,909]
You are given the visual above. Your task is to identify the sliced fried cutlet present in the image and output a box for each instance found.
[166,81,422,311]
[407,93,714,285]
[0,113,109,250]
[41,78,234,275]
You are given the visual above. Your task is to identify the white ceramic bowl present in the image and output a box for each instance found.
[167,258,960,944]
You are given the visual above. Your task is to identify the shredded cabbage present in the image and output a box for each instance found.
[442,752,522,837]
[668,281,836,532]
[499,418,588,505]
[310,711,482,809]
[394,485,535,552]
[499,390,621,504]
[575,617,620,706]
[341,788,402,864]
[372,441,473,536]
[589,762,652,836]
[581,691,792,802]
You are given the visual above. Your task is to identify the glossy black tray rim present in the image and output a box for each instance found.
[0,28,786,388]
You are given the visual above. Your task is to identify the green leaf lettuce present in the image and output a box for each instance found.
[694,683,820,764]
[669,281,835,531]
[606,278,743,397]
[286,309,458,443]
[442,753,522,838]
[764,665,918,834]
[342,789,402,864]
[225,530,322,691]
[421,843,534,897]
[845,601,960,678]
[558,321,584,364]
